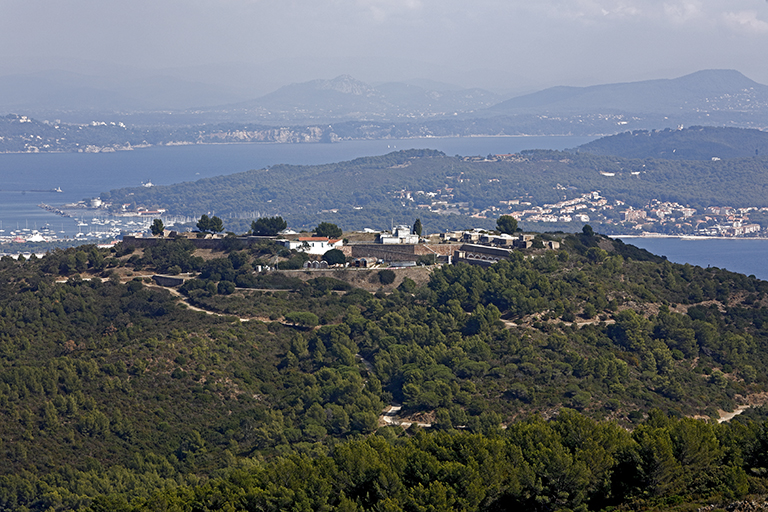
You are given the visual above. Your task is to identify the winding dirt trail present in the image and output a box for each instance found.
[717,405,751,423]
[709,392,768,423]
[145,284,255,322]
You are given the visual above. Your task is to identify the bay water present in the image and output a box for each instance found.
[618,237,768,282]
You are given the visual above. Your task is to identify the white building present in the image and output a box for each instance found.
[279,237,343,255]
[379,225,420,244]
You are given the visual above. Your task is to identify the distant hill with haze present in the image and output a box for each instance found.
[224,75,502,121]
[488,69,768,116]
[2,69,768,144]
[575,126,768,160]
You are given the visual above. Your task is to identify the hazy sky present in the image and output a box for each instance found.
[2,0,768,94]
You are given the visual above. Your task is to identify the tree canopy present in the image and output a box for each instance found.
[251,216,287,236]
[496,214,518,234]
[150,218,164,236]
[413,218,423,237]
[315,222,343,238]
[322,248,346,265]
[197,214,224,233]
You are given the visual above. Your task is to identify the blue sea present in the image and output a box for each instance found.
[617,237,768,282]
[0,136,594,238]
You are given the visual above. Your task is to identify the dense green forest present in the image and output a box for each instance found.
[101,146,768,232]
[3,233,768,510]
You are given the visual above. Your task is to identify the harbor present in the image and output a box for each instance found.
[2,199,175,245]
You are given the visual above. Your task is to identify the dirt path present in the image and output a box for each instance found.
[692,392,768,423]
[55,273,288,324]
[504,317,616,329]
[718,405,751,423]
[142,282,288,323]
[380,404,432,428]
[714,392,768,423]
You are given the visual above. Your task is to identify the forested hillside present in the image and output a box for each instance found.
[4,234,768,510]
[102,147,768,232]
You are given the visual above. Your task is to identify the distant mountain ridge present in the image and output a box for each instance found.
[575,126,768,160]
[226,74,502,120]
[2,69,768,141]
[488,69,768,116]
[169,69,768,129]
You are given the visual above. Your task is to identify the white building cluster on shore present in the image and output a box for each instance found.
[392,175,767,237]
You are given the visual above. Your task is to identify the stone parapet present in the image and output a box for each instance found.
[349,243,461,262]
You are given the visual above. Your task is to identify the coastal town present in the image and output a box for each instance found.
[396,184,767,237]
[0,189,764,252]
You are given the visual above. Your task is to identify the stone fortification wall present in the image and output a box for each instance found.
[121,237,460,261]
[421,244,460,256]
[121,235,273,250]
[453,243,515,267]
[349,243,460,262]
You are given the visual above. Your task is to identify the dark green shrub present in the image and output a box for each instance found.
[379,269,396,285]
[217,280,236,295]
[322,249,346,265]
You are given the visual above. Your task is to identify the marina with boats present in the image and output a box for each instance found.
[2,178,195,246]
[0,213,152,244]
[4,194,177,245]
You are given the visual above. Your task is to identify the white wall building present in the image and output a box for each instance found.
[379,225,420,244]
[279,237,343,255]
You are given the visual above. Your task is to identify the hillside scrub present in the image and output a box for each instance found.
[3,237,768,509]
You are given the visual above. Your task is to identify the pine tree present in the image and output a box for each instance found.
[413,218,423,237]
[197,214,211,233]
[150,218,164,236]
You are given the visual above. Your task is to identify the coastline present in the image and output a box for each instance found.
[616,235,768,280]
[615,234,768,241]
[0,133,598,155]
